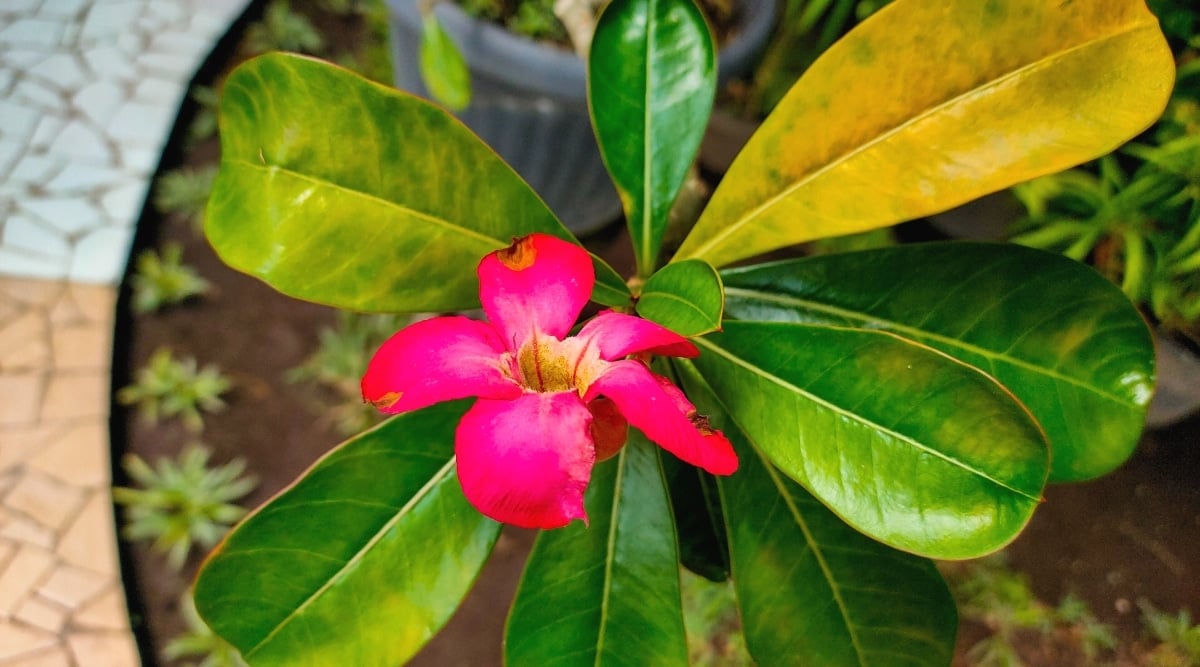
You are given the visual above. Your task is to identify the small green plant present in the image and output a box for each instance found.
[154,165,218,233]
[947,554,1055,667]
[1055,592,1119,662]
[166,591,249,666]
[118,348,232,432]
[245,0,326,55]
[186,85,222,148]
[289,311,411,435]
[130,244,210,314]
[114,444,256,570]
[1139,598,1200,666]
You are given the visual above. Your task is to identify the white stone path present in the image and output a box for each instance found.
[0,1,252,664]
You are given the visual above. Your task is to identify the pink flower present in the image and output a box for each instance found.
[362,233,737,529]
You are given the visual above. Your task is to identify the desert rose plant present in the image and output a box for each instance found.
[192,0,1174,664]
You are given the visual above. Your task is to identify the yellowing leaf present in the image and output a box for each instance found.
[675,0,1175,267]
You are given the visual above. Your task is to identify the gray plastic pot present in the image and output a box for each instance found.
[387,0,778,235]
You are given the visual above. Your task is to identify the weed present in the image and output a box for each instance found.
[114,444,256,570]
[245,0,326,55]
[154,166,218,233]
[164,590,248,666]
[130,243,210,314]
[118,348,232,432]
[1139,598,1200,666]
[186,85,221,148]
[289,311,410,435]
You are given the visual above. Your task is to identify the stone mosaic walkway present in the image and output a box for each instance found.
[0,1,252,664]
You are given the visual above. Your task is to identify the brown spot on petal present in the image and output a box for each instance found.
[370,391,403,410]
[498,235,538,270]
[689,412,716,436]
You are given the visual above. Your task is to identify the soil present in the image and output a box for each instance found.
[111,1,1200,665]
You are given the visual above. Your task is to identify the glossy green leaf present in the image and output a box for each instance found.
[689,321,1048,559]
[635,259,723,336]
[207,53,631,312]
[194,401,500,666]
[419,14,471,111]
[721,242,1155,481]
[505,436,688,667]
[674,0,1175,267]
[676,359,957,667]
[589,0,716,276]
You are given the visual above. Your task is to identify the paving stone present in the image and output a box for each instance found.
[39,370,108,422]
[79,1,143,42]
[29,423,109,489]
[37,565,108,610]
[97,182,144,223]
[78,45,136,82]
[71,80,124,128]
[0,539,16,570]
[55,491,118,575]
[70,587,128,632]
[68,228,131,284]
[45,163,123,195]
[65,630,138,667]
[37,0,93,19]
[117,146,157,173]
[4,472,84,532]
[0,308,50,371]
[0,139,22,180]
[0,99,40,141]
[13,79,62,114]
[0,0,43,14]
[14,595,68,634]
[19,197,99,237]
[106,101,171,145]
[134,51,196,78]
[0,623,57,662]
[0,250,67,282]
[0,543,55,615]
[28,117,66,153]
[29,54,87,92]
[58,284,114,325]
[4,645,73,667]
[50,324,110,372]
[0,516,55,550]
[2,215,70,262]
[0,277,64,308]
[133,77,177,106]
[0,19,65,48]
[0,372,44,428]
[47,120,112,164]
[0,423,64,475]
[7,155,65,189]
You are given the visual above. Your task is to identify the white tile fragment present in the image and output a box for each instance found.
[13,78,63,112]
[78,1,143,42]
[45,163,123,193]
[133,77,177,106]
[3,214,70,259]
[21,196,100,235]
[0,19,65,48]
[69,227,133,283]
[30,116,66,152]
[29,53,87,90]
[0,248,68,280]
[99,182,146,222]
[48,120,111,163]
[79,46,135,81]
[106,102,170,146]
[72,80,124,127]
[0,99,41,141]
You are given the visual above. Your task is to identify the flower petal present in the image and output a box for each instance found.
[588,397,628,462]
[478,234,594,347]
[586,360,737,475]
[576,311,698,360]
[361,316,520,414]
[455,392,596,528]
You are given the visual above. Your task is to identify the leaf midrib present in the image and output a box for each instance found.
[244,457,459,658]
[223,157,504,249]
[686,19,1154,260]
[722,285,1136,406]
[694,334,1041,502]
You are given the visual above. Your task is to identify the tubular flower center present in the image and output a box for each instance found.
[512,336,598,395]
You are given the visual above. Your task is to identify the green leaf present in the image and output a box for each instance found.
[676,359,958,667]
[589,0,716,276]
[419,14,471,111]
[193,401,501,666]
[721,242,1154,481]
[207,53,630,312]
[505,436,688,667]
[636,259,723,336]
[674,0,1175,267]
[689,321,1048,559]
